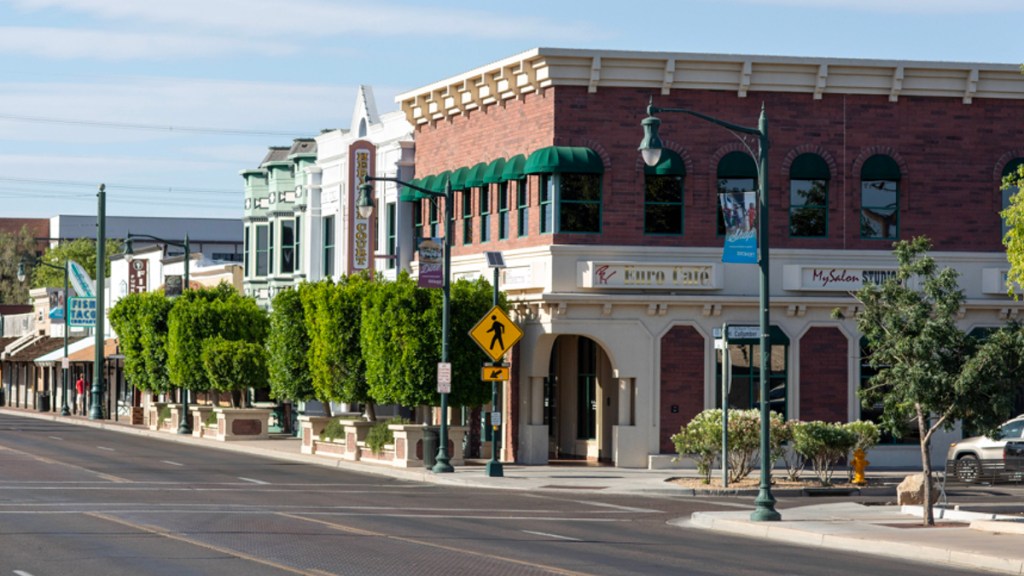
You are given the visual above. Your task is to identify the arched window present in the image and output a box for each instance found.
[717,151,757,236]
[1001,159,1024,240]
[644,149,685,235]
[860,155,900,240]
[789,153,829,238]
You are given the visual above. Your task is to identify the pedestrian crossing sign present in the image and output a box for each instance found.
[469,305,523,362]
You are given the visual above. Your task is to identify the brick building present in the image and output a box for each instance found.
[372,48,1024,469]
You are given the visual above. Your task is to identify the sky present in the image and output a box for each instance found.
[0,0,1021,220]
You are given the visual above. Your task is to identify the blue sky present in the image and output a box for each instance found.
[1,0,1021,220]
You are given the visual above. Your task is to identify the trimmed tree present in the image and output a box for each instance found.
[108,291,173,394]
[202,337,269,407]
[847,236,1024,525]
[266,287,314,404]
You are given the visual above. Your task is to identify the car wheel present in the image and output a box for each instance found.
[955,454,980,483]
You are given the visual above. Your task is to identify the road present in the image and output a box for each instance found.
[0,413,995,576]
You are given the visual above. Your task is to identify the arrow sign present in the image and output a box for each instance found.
[481,365,510,382]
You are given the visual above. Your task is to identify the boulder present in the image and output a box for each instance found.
[897,473,939,505]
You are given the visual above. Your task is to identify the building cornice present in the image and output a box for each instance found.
[397,47,1024,126]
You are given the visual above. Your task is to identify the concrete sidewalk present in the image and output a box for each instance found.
[7,407,1024,575]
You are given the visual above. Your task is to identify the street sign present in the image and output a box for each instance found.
[437,362,452,394]
[481,365,510,382]
[469,305,523,362]
[67,297,97,328]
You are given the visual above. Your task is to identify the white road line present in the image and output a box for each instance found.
[521,530,581,541]
[238,477,269,485]
[48,436,62,441]
[161,460,184,467]
[15,570,36,576]
[96,446,115,452]
[577,500,658,513]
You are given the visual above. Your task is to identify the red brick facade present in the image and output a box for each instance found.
[659,325,705,453]
[798,327,849,423]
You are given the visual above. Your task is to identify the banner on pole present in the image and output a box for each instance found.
[721,191,758,264]
[417,237,443,289]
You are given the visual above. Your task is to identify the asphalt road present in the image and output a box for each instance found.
[0,414,997,576]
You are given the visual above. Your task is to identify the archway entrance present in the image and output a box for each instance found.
[542,335,616,462]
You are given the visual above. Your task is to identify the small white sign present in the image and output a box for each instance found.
[491,411,502,426]
[437,362,452,394]
[62,357,69,369]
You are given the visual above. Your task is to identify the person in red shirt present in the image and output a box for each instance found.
[75,376,86,416]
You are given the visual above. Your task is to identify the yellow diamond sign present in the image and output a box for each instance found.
[469,306,523,362]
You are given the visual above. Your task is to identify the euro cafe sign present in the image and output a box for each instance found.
[577,261,722,290]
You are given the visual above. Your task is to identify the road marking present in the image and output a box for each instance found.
[48,435,62,441]
[239,477,269,485]
[161,460,184,467]
[522,530,581,541]
[97,446,115,452]
[576,500,658,513]
[14,570,36,576]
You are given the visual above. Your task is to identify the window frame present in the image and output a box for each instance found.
[322,215,335,277]
[643,174,684,236]
[516,178,529,237]
[498,181,510,240]
[479,185,491,243]
[859,155,900,240]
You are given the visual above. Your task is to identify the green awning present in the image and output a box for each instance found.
[430,171,451,193]
[501,154,527,181]
[482,158,507,184]
[400,178,426,202]
[717,151,757,178]
[449,167,471,190]
[861,155,900,181]
[644,149,686,176]
[524,146,604,175]
[466,162,489,187]
[790,153,830,180]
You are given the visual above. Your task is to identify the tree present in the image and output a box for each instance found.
[30,238,122,290]
[266,287,314,404]
[847,237,1023,525]
[108,291,173,394]
[1002,163,1024,297]
[0,226,37,304]
[202,337,268,407]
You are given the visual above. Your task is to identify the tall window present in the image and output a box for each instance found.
[255,224,269,277]
[268,226,274,275]
[559,174,602,233]
[429,199,439,237]
[789,153,829,237]
[517,179,529,237]
[280,219,295,274]
[1002,159,1024,240]
[479,186,491,242]
[715,327,788,418]
[860,155,900,240]
[577,336,597,440]
[498,182,510,240]
[414,200,424,238]
[462,190,473,245]
[717,152,757,236]
[539,175,553,234]
[644,148,685,235]
[322,216,335,277]
[243,225,250,277]
[386,203,397,270]
[294,216,301,273]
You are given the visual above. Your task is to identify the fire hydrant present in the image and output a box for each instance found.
[852,448,869,485]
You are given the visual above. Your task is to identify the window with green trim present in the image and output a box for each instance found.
[414,200,423,237]
[385,203,396,270]
[715,328,788,418]
[558,173,601,233]
[280,219,295,274]
[860,155,899,240]
[717,152,757,236]
[256,225,269,276]
[517,179,529,237]
[789,154,829,238]
[498,182,510,240]
[479,186,490,242]
[1002,159,1024,240]
[268,225,274,275]
[540,175,553,234]
[294,216,301,273]
[322,216,335,277]
[428,198,439,238]
[462,190,472,245]
[644,175,683,235]
[243,224,250,277]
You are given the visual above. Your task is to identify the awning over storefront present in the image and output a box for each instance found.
[644,149,686,176]
[524,146,603,175]
[501,154,527,181]
[429,170,451,193]
[67,338,119,363]
[465,162,489,188]
[482,158,507,184]
[449,166,471,190]
[34,337,93,366]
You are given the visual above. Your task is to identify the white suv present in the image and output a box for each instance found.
[947,415,1024,482]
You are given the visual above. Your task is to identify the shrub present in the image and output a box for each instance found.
[672,409,722,484]
[321,418,345,442]
[844,420,881,453]
[779,420,807,481]
[205,410,218,427]
[158,405,171,428]
[792,421,857,485]
[365,417,412,455]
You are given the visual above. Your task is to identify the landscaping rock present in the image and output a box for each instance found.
[897,473,939,505]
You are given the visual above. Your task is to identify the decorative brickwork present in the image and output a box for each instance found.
[659,325,705,453]
[799,327,849,423]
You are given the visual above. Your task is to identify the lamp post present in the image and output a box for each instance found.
[358,175,455,473]
[124,232,192,435]
[18,259,71,416]
[639,99,780,522]
[484,251,505,478]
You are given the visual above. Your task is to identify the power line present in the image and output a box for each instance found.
[0,177,238,195]
[0,113,304,137]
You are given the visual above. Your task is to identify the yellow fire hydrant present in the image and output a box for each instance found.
[852,448,869,485]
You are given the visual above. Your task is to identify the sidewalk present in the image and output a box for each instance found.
[7,407,1024,575]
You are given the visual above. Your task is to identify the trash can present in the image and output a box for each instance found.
[36,392,50,412]
[422,426,439,469]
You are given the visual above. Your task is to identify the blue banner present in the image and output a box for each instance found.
[721,191,758,264]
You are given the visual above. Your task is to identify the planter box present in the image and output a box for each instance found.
[341,420,374,461]
[390,424,426,468]
[147,402,171,431]
[210,408,272,442]
[357,442,396,464]
[190,406,216,438]
[299,415,333,455]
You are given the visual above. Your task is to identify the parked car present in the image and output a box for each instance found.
[1006,441,1024,474]
[946,414,1024,482]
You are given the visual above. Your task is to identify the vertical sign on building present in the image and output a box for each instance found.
[349,141,376,274]
[128,259,148,294]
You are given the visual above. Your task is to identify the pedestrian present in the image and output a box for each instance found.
[75,376,86,416]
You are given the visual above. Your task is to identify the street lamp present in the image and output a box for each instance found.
[639,99,780,522]
[18,259,72,416]
[124,232,192,435]
[358,175,455,473]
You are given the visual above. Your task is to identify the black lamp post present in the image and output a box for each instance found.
[358,175,455,473]
[124,232,192,435]
[18,259,71,416]
[639,99,780,522]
